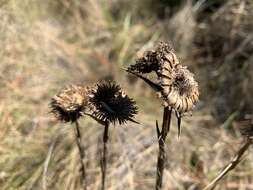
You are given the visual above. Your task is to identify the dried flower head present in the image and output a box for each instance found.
[159,64,199,113]
[88,81,138,125]
[128,51,159,74]
[127,42,178,75]
[127,42,199,113]
[50,85,88,122]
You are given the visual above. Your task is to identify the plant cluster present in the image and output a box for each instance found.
[50,81,138,190]
[49,42,253,190]
[127,42,199,189]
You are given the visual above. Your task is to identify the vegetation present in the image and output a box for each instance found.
[0,0,253,189]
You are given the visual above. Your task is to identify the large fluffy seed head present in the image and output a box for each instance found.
[50,85,88,122]
[159,64,199,113]
[88,81,138,125]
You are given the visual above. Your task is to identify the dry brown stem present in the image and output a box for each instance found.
[74,121,87,190]
[101,121,109,190]
[155,107,172,190]
[203,138,253,190]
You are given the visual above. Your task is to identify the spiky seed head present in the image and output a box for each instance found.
[50,85,88,122]
[88,81,138,125]
[159,64,199,113]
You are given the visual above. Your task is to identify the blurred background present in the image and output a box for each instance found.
[0,0,253,189]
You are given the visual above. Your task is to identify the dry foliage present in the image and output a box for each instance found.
[0,0,253,189]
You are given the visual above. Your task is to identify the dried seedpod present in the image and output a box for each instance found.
[127,42,199,114]
[50,85,88,122]
[127,50,159,74]
[127,42,178,75]
[159,64,199,113]
[88,81,138,125]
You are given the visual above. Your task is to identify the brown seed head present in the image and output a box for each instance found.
[88,81,138,125]
[127,42,179,75]
[50,85,88,122]
[159,64,199,113]
[128,51,159,74]
[127,42,199,113]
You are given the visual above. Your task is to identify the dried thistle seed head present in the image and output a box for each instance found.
[50,85,88,122]
[128,50,159,74]
[127,41,199,113]
[159,64,199,113]
[127,42,179,75]
[88,81,138,125]
[238,119,253,138]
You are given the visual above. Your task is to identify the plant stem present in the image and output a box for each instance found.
[156,107,172,190]
[203,138,253,190]
[74,121,87,190]
[101,121,109,190]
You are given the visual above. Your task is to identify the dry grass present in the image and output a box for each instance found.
[0,0,253,189]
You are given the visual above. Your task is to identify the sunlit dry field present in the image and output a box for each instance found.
[0,0,253,189]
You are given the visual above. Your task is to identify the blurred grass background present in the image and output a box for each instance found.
[0,0,253,189]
